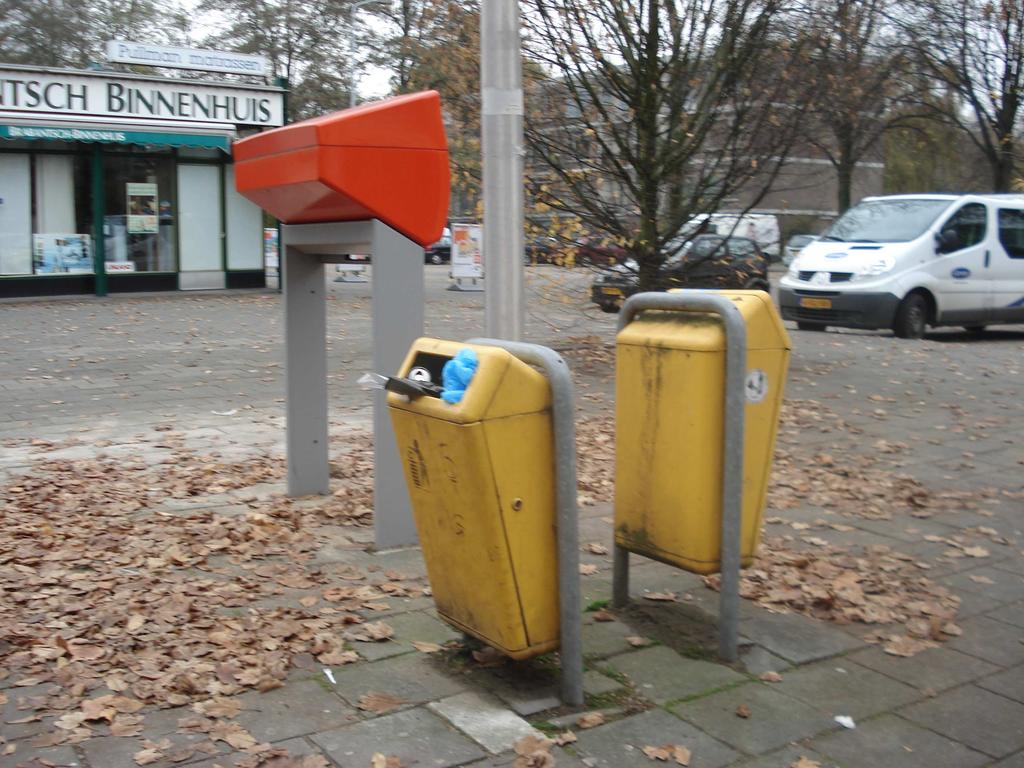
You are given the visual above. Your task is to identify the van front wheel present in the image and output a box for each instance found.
[894,293,928,339]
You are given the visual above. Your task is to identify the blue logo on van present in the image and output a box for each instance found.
[826,252,847,259]
[951,267,971,279]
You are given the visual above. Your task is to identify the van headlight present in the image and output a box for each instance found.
[786,262,800,280]
[851,256,895,281]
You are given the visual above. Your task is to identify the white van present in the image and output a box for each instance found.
[777,194,1024,338]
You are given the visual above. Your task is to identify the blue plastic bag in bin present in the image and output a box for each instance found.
[441,348,478,404]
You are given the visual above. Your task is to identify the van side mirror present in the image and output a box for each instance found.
[936,229,959,253]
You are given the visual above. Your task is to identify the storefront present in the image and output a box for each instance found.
[0,64,285,297]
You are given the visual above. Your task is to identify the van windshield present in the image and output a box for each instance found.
[823,199,953,243]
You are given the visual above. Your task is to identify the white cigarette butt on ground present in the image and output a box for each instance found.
[323,668,336,685]
[834,715,856,729]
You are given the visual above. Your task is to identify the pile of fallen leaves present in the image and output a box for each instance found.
[705,538,962,657]
[573,401,1012,655]
[0,439,424,756]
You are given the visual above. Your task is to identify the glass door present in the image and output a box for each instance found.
[177,164,224,289]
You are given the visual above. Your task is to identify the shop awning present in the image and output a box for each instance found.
[0,114,235,152]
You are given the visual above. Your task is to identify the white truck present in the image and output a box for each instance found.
[777,194,1024,338]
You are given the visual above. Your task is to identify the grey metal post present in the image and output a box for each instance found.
[281,220,424,549]
[372,220,424,548]
[611,291,748,662]
[480,0,525,340]
[282,235,330,496]
[469,338,583,707]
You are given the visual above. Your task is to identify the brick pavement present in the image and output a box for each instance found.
[1,269,1022,768]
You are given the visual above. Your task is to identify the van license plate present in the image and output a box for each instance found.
[601,287,624,297]
[800,297,832,309]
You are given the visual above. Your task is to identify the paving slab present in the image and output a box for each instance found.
[185,737,322,768]
[572,708,739,768]
[900,684,1024,758]
[728,744,837,768]
[325,652,468,710]
[583,669,625,698]
[768,659,920,719]
[940,567,1024,605]
[947,615,1024,667]
[310,707,485,768]
[976,665,1024,704]
[738,645,791,677]
[671,683,834,755]
[605,646,746,705]
[79,730,226,768]
[353,611,460,662]
[990,601,1024,629]
[0,743,80,768]
[427,691,540,754]
[234,678,357,742]
[739,611,862,664]
[847,645,1000,692]
[992,752,1024,768]
[1,683,60,740]
[581,615,642,659]
[809,713,989,768]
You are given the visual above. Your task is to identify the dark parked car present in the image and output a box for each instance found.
[424,232,452,264]
[590,235,770,313]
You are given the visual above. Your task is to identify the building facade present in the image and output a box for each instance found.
[0,64,285,298]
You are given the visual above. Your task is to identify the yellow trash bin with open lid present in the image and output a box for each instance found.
[387,338,559,659]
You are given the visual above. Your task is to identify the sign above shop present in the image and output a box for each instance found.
[0,67,284,127]
[106,41,269,77]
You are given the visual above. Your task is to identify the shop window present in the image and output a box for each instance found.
[0,152,94,276]
[104,155,177,272]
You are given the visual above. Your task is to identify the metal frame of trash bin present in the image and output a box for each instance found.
[610,291,748,662]
[468,337,584,706]
[282,219,424,550]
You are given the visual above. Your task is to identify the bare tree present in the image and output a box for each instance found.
[521,0,810,291]
[799,0,915,212]
[903,0,1023,192]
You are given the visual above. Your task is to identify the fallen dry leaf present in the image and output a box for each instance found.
[735,704,751,718]
[344,621,394,643]
[576,712,605,729]
[357,692,408,714]
[759,671,783,682]
[512,734,555,768]
[370,754,403,768]
[627,636,652,647]
[591,609,615,622]
[642,591,677,602]
[579,564,599,576]
[789,758,821,768]
[471,646,507,668]
[586,542,608,555]
[553,730,577,745]
[411,641,442,653]
[883,635,938,657]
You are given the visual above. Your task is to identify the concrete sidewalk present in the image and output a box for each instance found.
[1,284,1022,768]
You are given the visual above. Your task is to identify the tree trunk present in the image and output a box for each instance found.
[993,138,1015,193]
[836,130,855,213]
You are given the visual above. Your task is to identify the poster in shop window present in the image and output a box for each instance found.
[126,182,159,233]
[451,223,483,280]
[32,234,93,274]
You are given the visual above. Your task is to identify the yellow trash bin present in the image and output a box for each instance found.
[387,338,559,659]
[615,290,791,574]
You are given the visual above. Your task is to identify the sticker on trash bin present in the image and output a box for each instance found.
[745,369,768,403]
[409,366,432,383]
